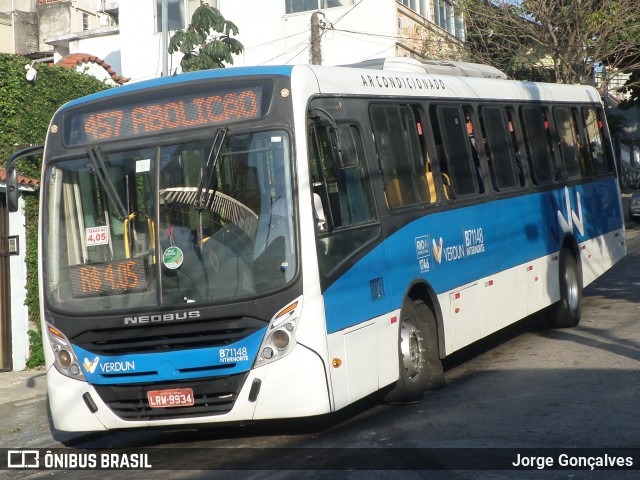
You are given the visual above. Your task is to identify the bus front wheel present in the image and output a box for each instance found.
[548,249,582,328]
[385,299,444,404]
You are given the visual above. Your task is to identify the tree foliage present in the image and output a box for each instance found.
[168,1,244,72]
[0,53,109,366]
[461,0,640,95]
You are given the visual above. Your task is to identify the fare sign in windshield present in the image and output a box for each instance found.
[64,83,266,146]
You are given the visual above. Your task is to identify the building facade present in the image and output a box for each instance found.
[0,1,463,370]
[46,0,464,81]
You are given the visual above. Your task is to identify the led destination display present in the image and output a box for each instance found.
[65,84,266,146]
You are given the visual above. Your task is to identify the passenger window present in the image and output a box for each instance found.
[506,108,526,185]
[370,104,434,209]
[521,107,555,184]
[583,108,612,175]
[308,124,375,229]
[432,105,481,197]
[480,106,521,191]
[308,123,379,277]
[554,107,585,179]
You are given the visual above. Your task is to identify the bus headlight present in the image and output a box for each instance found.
[254,296,302,368]
[46,322,86,381]
[271,329,290,350]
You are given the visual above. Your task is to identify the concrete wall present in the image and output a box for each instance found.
[37,2,72,51]
[0,13,12,53]
[0,0,36,11]
[0,8,38,55]
[38,0,99,52]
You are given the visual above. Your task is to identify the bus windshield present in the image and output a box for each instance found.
[43,130,296,314]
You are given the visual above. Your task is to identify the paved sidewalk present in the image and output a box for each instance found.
[0,366,47,407]
[0,366,55,448]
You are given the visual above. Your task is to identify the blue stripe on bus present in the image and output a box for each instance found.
[323,179,622,334]
[72,327,266,385]
[62,65,295,109]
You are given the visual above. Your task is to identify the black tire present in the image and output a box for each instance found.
[384,299,445,404]
[548,249,582,328]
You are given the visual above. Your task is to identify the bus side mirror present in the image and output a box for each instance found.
[330,125,358,169]
[7,167,19,213]
[5,145,43,213]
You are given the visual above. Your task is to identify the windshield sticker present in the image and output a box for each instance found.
[162,246,184,269]
[136,158,151,173]
[85,226,109,246]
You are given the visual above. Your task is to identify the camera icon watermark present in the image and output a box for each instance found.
[7,450,40,469]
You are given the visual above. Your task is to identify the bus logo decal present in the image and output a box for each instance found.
[415,235,431,272]
[432,237,443,264]
[557,187,584,236]
[83,357,99,374]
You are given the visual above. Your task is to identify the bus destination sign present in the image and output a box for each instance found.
[66,85,265,146]
[69,258,149,298]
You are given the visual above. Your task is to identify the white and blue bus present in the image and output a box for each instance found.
[7,58,626,431]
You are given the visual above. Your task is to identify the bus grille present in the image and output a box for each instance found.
[72,317,266,355]
[92,373,249,420]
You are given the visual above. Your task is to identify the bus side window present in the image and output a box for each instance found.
[370,104,433,209]
[432,105,481,197]
[583,108,613,175]
[521,106,555,185]
[554,107,585,179]
[308,124,375,230]
[463,107,485,193]
[308,122,379,277]
[505,107,526,186]
[479,106,521,191]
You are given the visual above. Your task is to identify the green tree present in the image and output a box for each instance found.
[0,53,109,367]
[460,0,640,95]
[168,1,244,72]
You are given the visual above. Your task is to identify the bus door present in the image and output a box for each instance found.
[307,116,384,410]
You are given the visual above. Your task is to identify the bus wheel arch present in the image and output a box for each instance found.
[548,238,583,328]
[385,281,446,404]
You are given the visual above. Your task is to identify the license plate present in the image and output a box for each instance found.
[147,388,195,408]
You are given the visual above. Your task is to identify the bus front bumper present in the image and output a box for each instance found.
[47,343,330,432]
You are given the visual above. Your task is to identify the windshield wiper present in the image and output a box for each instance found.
[87,145,127,219]
[194,127,228,252]
[195,127,228,211]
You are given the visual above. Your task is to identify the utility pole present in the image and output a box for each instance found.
[161,0,168,76]
[310,11,322,65]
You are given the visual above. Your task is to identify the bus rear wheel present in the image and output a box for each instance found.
[548,249,582,328]
[385,299,444,404]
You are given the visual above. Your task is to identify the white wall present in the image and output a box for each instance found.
[8,195,29,371]
[67,30,121,75]
[219,0,397,67]
[117,0,399,81]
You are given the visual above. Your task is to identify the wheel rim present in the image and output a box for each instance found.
[565,264,579,312]
[400,317,423,379]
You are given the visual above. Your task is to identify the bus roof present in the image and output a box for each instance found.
[304,62,602,105]
[60,60,602,113]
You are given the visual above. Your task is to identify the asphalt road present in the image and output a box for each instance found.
[3,223,640,480]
